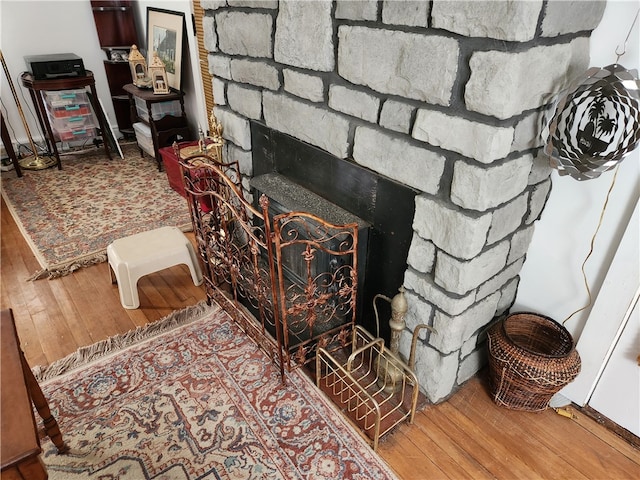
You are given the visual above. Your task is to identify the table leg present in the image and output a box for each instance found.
[126,93,144,158]
[146,99,163,171]
[0,112,22,177]
[20,353,69,454]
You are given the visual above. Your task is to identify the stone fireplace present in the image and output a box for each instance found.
[201,0,605,402]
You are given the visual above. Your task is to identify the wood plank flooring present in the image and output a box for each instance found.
[1,196,638,479]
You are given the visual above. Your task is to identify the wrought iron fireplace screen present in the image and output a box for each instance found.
[178,147,420,451]
[178,149,362,377]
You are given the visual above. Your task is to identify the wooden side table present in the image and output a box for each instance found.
[123,83,191,170]
[1,309,68,480]
[20,70,112,170]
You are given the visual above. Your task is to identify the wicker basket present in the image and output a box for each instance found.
[487,312,581,412]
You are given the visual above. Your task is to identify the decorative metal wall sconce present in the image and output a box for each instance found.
[542,12,640,181]
[543,63,640,181]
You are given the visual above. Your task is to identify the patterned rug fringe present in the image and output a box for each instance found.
[27,252,109,281]
[33,301,211,383]
[2,143,192,282]
[27,222,193,281]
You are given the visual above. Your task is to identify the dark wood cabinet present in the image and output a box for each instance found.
[91,1,137,46]
[90,1,139,136]
[103,60,132,95]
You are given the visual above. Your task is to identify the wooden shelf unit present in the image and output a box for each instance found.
[90,0,139,136]
[123,83,191,170]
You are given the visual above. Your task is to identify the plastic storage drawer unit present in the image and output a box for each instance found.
[44,89,89,108]
[50,113,95,133]
[47,103,92,118]
[56,126,97,142]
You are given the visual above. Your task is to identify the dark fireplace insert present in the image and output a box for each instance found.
[250,121,418,342]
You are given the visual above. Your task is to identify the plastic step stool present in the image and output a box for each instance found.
[107,226,203,309]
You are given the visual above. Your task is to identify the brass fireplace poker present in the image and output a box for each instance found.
[0,49,56,170]
[373,286,436,393]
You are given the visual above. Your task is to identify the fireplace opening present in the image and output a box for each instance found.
[250,122,418,342]
[251,172,370,285]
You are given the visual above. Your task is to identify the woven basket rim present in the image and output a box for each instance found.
[502,312,575,359]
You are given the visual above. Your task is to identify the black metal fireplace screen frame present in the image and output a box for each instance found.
[177,147,360,379]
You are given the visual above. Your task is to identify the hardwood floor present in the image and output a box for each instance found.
[2,196,638,479]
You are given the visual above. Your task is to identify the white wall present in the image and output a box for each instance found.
[0,0,207,149]
[0,1,114,149]
[513,0,640,341]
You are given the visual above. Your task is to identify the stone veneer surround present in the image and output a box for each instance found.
[201,0,606,403]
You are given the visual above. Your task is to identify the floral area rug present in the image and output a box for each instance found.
[36,301,398,480]
[0,143,191,279]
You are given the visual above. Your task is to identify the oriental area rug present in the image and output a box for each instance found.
[35,301,398,480]
[0,143,191,280]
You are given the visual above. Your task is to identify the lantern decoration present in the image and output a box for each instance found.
[542,63,640,181]
[128,45,150,88]
[149,51,169,95]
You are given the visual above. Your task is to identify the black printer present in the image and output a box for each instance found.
[24,53,86,80]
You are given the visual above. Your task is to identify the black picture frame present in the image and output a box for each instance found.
[146,7,185,91]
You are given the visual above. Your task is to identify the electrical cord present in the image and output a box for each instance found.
[562,165,620,325]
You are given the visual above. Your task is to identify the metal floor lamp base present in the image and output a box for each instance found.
[18,154,57,170]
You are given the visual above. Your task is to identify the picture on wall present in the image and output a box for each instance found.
[146,7,185,91]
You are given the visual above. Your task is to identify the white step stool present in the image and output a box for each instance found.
[107,226,203,309]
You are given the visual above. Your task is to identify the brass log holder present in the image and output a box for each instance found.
[315,287,435,451]
[0,50,56,170]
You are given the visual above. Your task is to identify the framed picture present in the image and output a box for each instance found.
[146,7,185,91]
